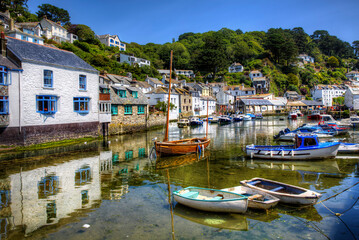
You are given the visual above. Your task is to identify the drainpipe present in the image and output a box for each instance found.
[19,72,21,133]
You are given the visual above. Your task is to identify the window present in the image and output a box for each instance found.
[0,96,8,114]
[81,190,89,205]
[115,41,119,44]
[79,75,86,90]
[118,90,126,98]
[33,38,38,43]
[124,105,132,115]
[46,201,57,223]
[36,95,57,114]
[44,70,53,88]
[111,105,118,115]
[21,35,27,41]
[38,175,59,198]
[110,39,114,43]
[138,105,145,114]
[75,165,92,185]
[74,97,90,113]
[138,148,146,158]
[125,150,133,160]
[132,91,138,98]
[0,66,9,85]
[120,48,125,51]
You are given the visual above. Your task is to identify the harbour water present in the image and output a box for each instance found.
[0,116,358,239]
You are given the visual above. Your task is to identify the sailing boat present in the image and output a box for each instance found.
[154,50,210,156]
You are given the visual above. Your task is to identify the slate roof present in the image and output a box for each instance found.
[269,99,286,106]
[16,22,40,29]
[110,85,148,105]
[146,77,163,85]
[301,100,324,106]
[107,74,131,85]
[132,81,152,89]
[6,37,97,73]
[0,55,20,70]
[240,99,273,106]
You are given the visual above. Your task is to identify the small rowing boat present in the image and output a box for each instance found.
[240,178,322,205]
[173,187,248,213]
[221,185,280,210]
[338,142,359,153]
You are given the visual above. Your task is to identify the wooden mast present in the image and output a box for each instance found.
[206,97,209,139]
[163,50,173,142]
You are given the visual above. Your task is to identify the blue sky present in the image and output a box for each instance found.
[27,0,359,45]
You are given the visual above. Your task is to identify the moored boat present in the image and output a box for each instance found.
[247,134,340,160]
[155,137,210,156]
[240,177,322,205]
[173,187,248,213]
[221,185,280,210]
[218,115,232,124]
[233,114,243,121]
[255,113,263,119]
[177,119,189,128]
[242,115,251,121]
[337,142,359,153]
[189,116,203,126]
[307,110,322,120]
[209,116,219,123]
[288,111,298,120]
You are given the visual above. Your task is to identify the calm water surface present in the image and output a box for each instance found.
[0,116,359,240]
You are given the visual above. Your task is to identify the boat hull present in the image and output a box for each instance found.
[338,143,359,153]
[240,178,322,205]
[246,143,339,160]
[221,186,280,210]
[173,187,248,213]
[155,138,210,156]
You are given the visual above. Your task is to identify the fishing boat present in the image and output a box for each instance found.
[319,122,349,135]
[307,110,322,120]
[189,116,203,126]
[288,111,298,120]
[221,185,280,210]
[173,187,248,213]
[242,115,251,121]
[154,50,210,156]
[177,119,189,128]
[240,177,322,205]
[255,113,263,119]
[247,134,340,160]
[337,142,359,153]
[209,116,219,123]
[274,126,336,141]
[218,115,232,124]
[232,114,243,121]
[294,109,303,117]
[246,113,256,119]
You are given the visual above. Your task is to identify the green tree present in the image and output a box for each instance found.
[67,24,100,45]
[36,4,70,25]
[287,73,299,86]
[154,101,176,112]
[327,56,339,68]
[352,40,359,57]
[332,96,345,106]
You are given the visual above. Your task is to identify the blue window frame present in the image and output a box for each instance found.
[36,95,57,114]
[132,91,138,98]
[79,75,86,90]
[124,105,132,115]
[111,105,118,115]
[115,41,119,45]
[120,43,125,47]
[21,35,27,41]
[0,190,10,210]
[74,97,90,113]
[137,105,145,114]
[120,48,125,51]
[46,201,56,223]
[75,165,92,185]
[118,90,126,98]
[33,38,38,43]
[110,39,114,43]
[38,176,59,198]
[0,96,9,114]
[0,66,10,85]
[44,70,53,88]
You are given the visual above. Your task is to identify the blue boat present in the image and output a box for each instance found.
[189,117,203,126]
[247,134,340,160]
[246,113,256,119]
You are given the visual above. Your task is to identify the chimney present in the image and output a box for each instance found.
[126,72,132,80]
[10,18,14,31]
[1,32,7,57]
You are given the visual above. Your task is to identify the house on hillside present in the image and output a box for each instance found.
[39,16,68,43]
[158,69,194,78]
[216,88,234,113]
[344,87,359,110]
[6,21,44,45]
[145,76,164,89]
[97,34,126,50]
[225,84,255,100]
[283,91,303,101]
[228,63,243,73]
[0,11,11,30]
[346,71,359,82]
[249,70,263,80]
[252,77,269,93]
[298,54,315,64]
[174,88,192,117]
[311,85,347,107]
[0,35,99,145]
[118,53,150,67]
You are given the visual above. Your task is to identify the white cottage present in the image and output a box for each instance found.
[146,87,179,120]
[344,87,359,110]
[0,36,99,145]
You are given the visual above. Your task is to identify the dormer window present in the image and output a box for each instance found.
[0,66,10,85]
[132,91,138,98]
[118,90,126,98]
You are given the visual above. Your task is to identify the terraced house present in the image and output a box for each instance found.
[0,35,99,145]
[110,85,148,134]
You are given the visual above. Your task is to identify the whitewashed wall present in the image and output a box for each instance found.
[8,62,99,127]
[146,92,179,120]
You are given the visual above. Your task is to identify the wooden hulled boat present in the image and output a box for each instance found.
[240,177,322,205]
[155,137,210,156]
[154,50,211,157]
[173,187,248,213]
[221,185,280,210]
[247,134,340,160]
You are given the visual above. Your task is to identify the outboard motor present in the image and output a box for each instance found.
[274,130,285,139]
[284,128,290,134]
